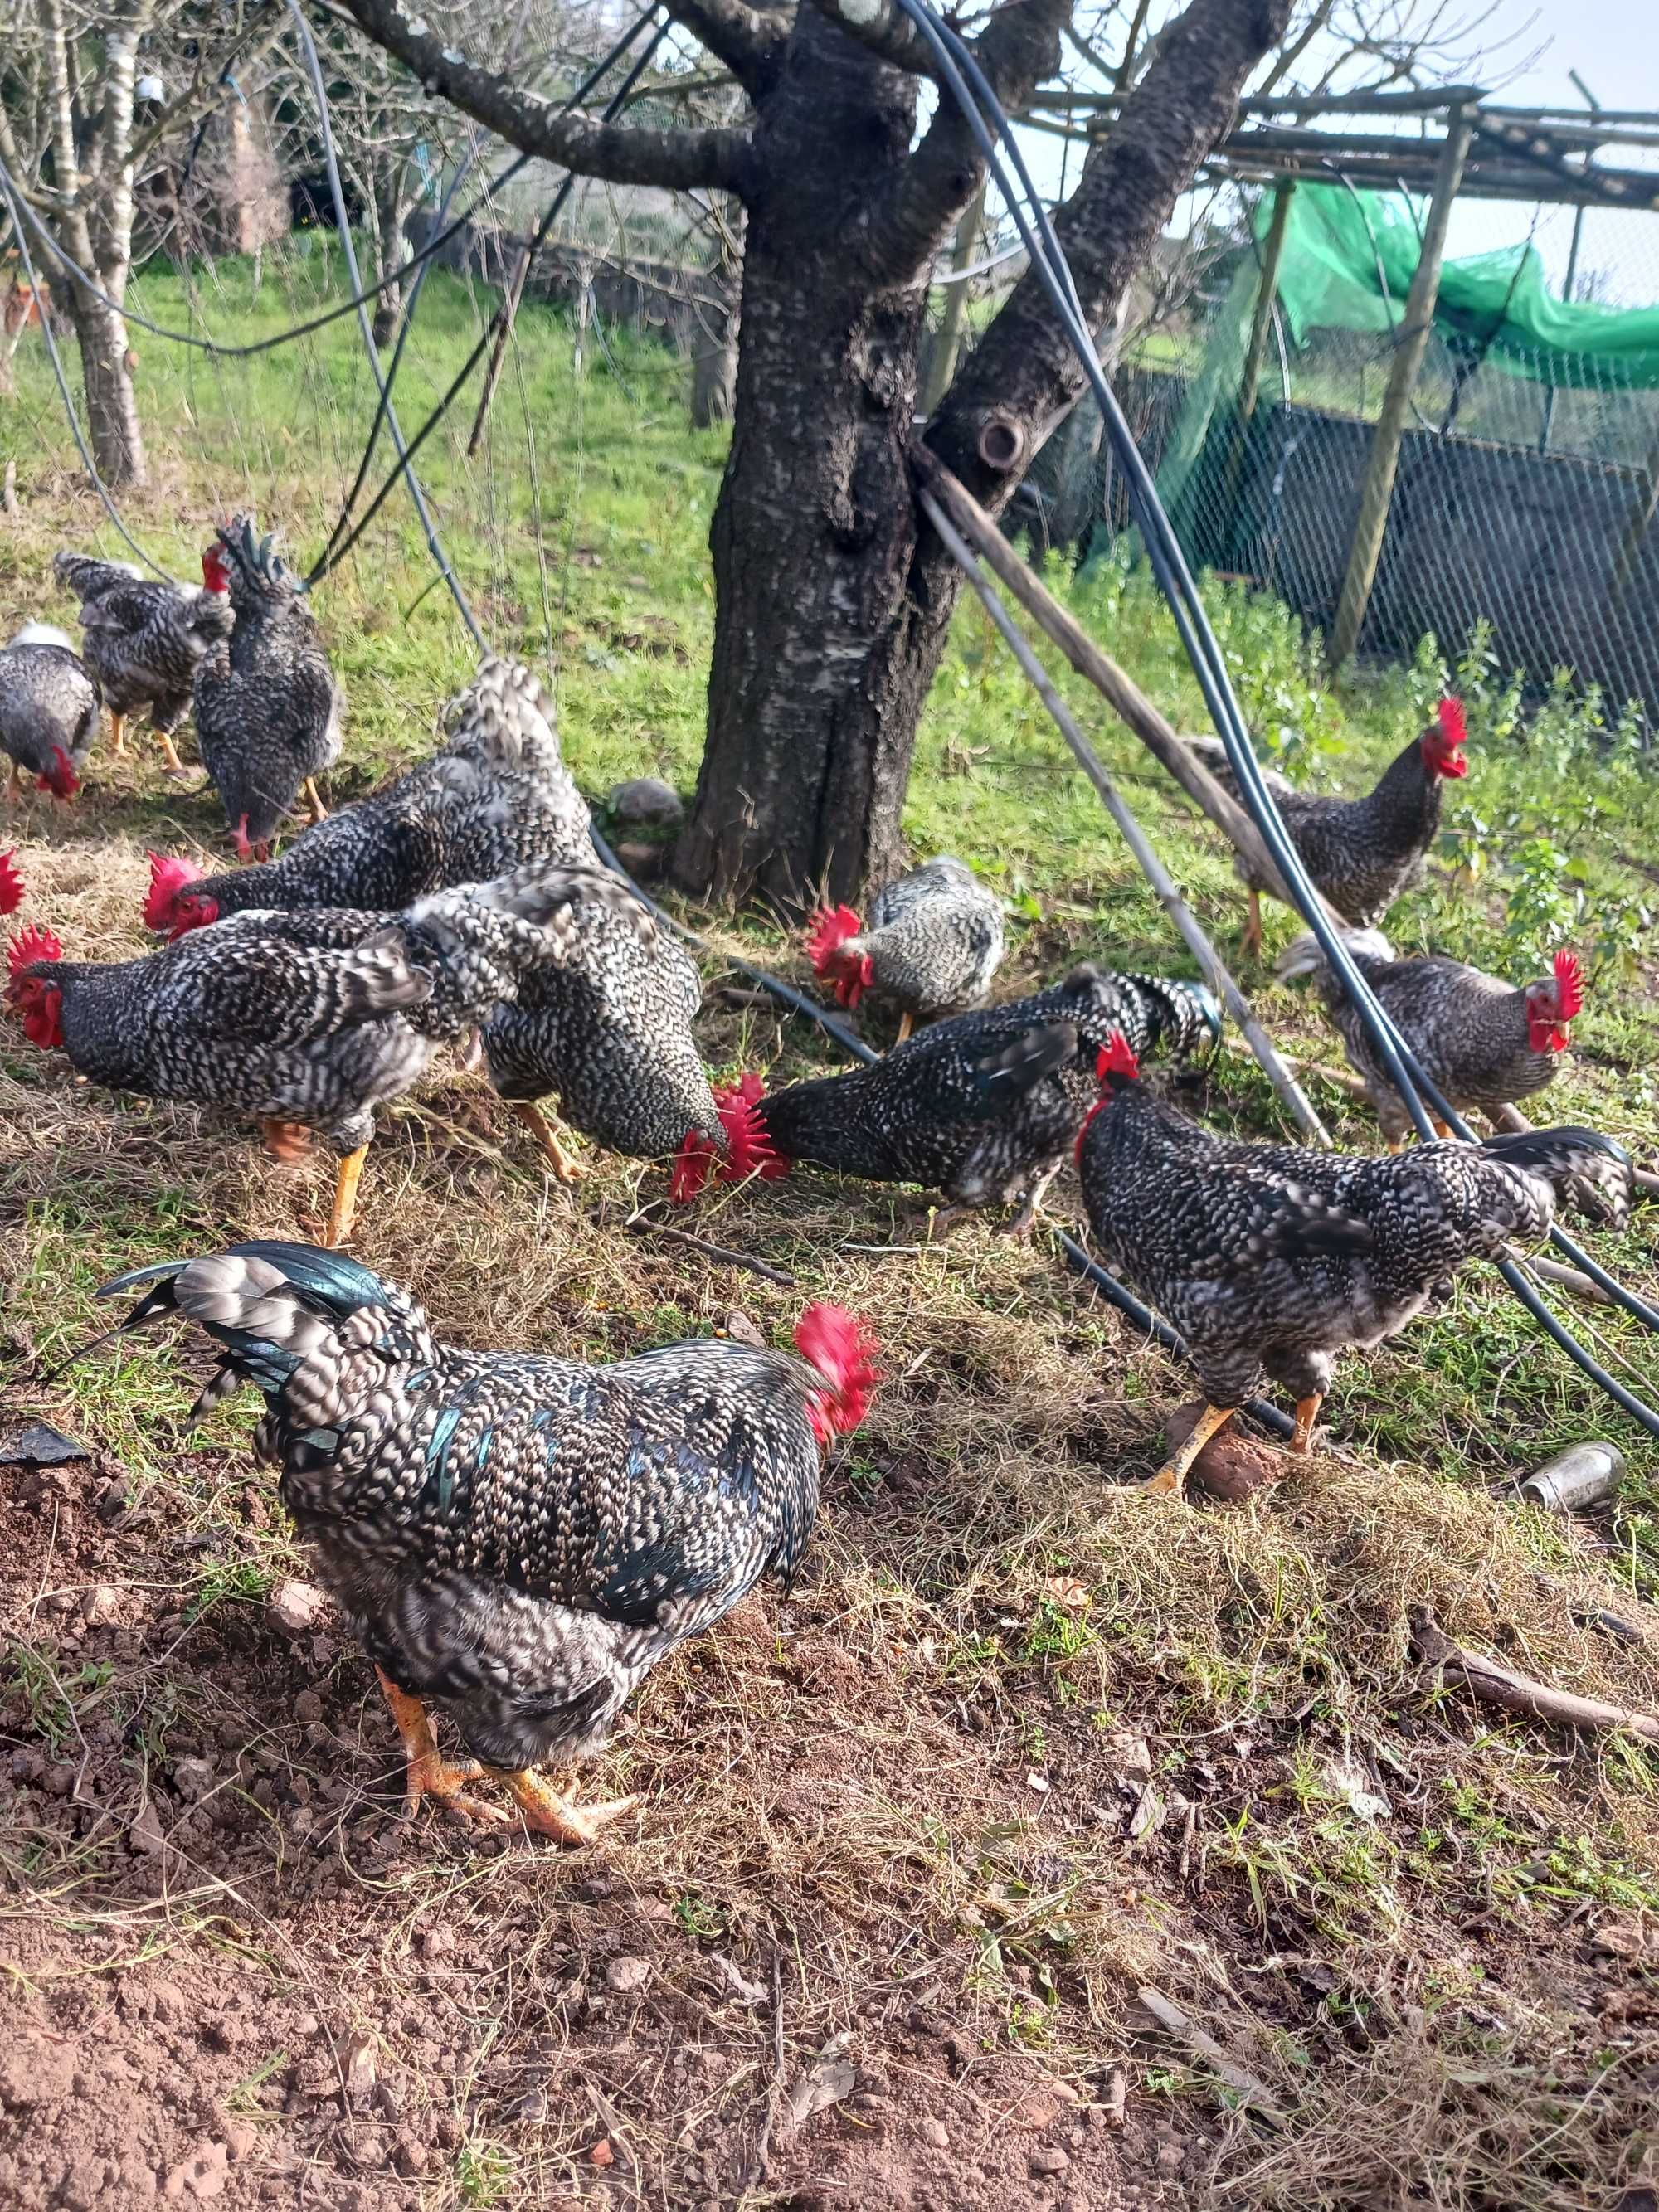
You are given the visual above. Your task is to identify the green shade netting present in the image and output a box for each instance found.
[1272,182,1659,388]
[1141,181,1659,544]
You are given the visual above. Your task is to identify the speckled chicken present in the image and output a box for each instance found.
[806,856,1005,1042]
[97,1241,878,1843]
[1076,1030,1632,1495]
[144,659,594,938]
[1278,930,1585,1146]
[54,550,232,773]
[0,625,100,798]
[677,965,1218,1232]
[7,861,645,1245]
[1188,698,1469,952]
[192,517,345,857]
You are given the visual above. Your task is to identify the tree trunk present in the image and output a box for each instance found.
[674,14,945,910]
[371,154,412,347]
[66,281,147,489]
[674,0,1290,912]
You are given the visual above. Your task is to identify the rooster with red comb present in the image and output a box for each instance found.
[0,624,100,800]
[805,857,1004,1044]
[1186,697,1470,955]
[95,1240,878,1845]
[1278,930,1587,1146]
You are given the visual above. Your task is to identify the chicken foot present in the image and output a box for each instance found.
[1240,888,1263,960]
[1140,1403,1236,1499]
[1290,1393,1324,1453]
[894,1011,915,1047]
[156,731,188,778]
[513,1101,584,1183]
[476,1766,640,1847]
[108,708,126,760]
[324,1145,369,1248]
[302,777,328,824]
[375,1670,509,1828]
[376,1673,637,1845]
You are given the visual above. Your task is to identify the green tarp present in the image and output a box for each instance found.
[1263,182,1659,389]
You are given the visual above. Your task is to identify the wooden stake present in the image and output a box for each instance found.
[466,242,533,459]
[1224,179,1295,518]
[913,450,1346,931]
[1329,108,1475,670]
[918,484,1331,1147]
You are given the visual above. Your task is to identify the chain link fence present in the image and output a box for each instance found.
[995,184,1659,726]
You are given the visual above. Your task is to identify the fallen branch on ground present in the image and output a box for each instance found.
[630,1211,798,1287]
[1135,1986,1289,2126]
[1409,1605,1659,1745]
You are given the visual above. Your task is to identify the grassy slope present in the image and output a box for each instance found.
[3,242,1659,2209]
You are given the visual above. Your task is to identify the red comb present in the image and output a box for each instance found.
[795,1303,881,1444]
[1553,948,1584,1021]
[717,1080,788,1184]
[805,905,862,975]
[0,850,22,916]
[39,746,79,800]
[669,1130,719,1204]
[144,851,208,933]
[7,921,62,980]
[1436,697,1467,746]
[1097,1032,1141,1084]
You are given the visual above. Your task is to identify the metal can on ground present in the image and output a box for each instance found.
[1518,1441,1626,1515]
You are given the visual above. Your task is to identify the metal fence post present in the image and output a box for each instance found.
[922,182,987,416]
[1328,105,1475,672]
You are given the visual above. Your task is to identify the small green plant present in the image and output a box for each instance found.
[672,1891,727,1940]
[455,2139,516,2209]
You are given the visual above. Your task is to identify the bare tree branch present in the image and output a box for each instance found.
[865,0,1071,281]
[661,0,788,95]
[331,0,757,191]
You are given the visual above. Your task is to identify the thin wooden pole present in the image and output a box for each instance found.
[922,182,986,417]
[1328,106,1474,672]
[466,241,533,459]
[1239,185,1295,417]
[913,451,1348,931]
[918,485,1331,1146]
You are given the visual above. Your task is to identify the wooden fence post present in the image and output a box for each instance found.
[1225,177,1296,518]
[922,182,986,417]
[1327,105,1474,672]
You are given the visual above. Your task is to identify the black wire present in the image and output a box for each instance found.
[893,0,1659,1435]
[305,12,671,593]
[0,169,174,581]
[0,140,535,358]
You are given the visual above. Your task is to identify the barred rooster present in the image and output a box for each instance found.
[96,1242,878,1844]
[676,965,1218,1233]
[1278,931,1585,1146]
[1077,1031,1632,1496]
[192,518,345,858]
[1188,698,1469,953]
[806,857,1005,1043]
[54,550,232,774]
[0,625,100,799]
[143,659,595,940]
[7,863,645,1246]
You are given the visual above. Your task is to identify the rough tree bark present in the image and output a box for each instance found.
[334,0,1293,910]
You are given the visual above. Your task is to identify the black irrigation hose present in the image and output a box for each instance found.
[891,0,1659,1437]
[304,7,671,594]
[0,141,535,358]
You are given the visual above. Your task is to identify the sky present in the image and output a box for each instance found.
[1007,0,1659,306]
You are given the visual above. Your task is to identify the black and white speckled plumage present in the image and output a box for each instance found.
[1078,1064,1632,1411]
[1189,722,1458,926]
[54,552,232,733]
[0,634,100,786]
[192,518,344,848]
[149,659,595,930]
[484,921,723,1156]
[854,857,1005,1017]
[756,965,1218,1211]
[1279,930,1571,1143]
[18,862,647,1159]
[100,1242,839,1772]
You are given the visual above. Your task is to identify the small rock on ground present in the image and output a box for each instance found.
[606,775,684,828]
